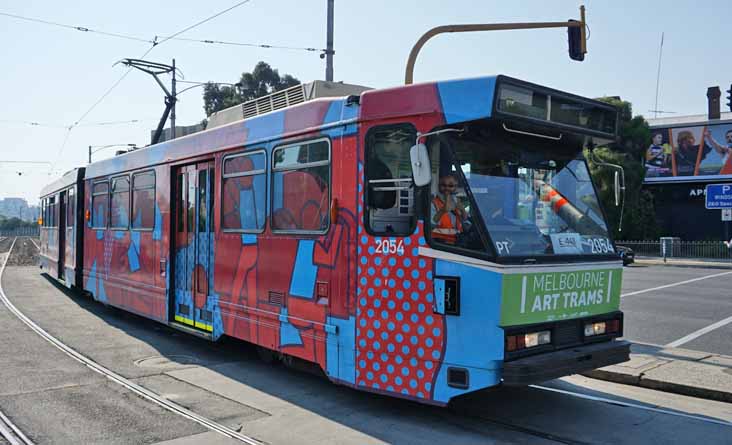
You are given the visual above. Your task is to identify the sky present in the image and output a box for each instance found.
[1,0,731,202]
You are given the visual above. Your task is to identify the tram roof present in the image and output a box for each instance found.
[82,74,613,179]
[40,167,84,197]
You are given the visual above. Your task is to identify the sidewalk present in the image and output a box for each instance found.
[635,257,732,269]
[583,342,732,403]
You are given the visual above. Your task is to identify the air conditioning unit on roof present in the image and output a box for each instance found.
[207,80,371,129]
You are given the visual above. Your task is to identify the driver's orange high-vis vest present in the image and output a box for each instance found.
[432,196,463,243]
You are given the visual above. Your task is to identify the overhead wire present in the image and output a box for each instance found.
[0,118,147,128]
[0,9,323,53]
[0,11,154,44]
[49,0,255,172]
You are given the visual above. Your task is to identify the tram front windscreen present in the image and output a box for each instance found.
[427,126,615,260]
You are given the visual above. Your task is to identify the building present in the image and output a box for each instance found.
[0,197,39,222]
[644,110,732,241]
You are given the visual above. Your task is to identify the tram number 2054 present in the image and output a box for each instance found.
[375,239,405,255]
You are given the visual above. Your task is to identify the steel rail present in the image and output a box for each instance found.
[0,406,34,445]
[0,237,262,444]
[25,237,39,251]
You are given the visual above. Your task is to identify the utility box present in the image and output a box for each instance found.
[660,237,681,257]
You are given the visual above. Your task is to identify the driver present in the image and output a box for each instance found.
[431,174,467,243]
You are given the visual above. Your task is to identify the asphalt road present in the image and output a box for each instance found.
[620,264,732,356]
[0,245,731,444]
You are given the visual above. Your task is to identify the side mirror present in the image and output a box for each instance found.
[614,171,620,206]
[410,143,432,187]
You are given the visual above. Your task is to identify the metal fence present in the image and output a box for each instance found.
[0,227,40,237]
[617,240,732,260]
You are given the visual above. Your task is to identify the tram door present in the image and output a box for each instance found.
[172,161,215,332]
[58,190,67,279]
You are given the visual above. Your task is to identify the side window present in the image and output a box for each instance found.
[365,124,417,235]
[92,181,109,229]
[222,151,266,232]
[110,176,130,229]
[271,140,330,232]
[48,196,57,228]
[132,171,155,230]
[41,199,46,227]
[67,187,75,228]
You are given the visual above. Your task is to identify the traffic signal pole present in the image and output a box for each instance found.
[404,5,587,85]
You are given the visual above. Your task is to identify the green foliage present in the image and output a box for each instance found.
[587,98,659,240]
[203,61,301,116]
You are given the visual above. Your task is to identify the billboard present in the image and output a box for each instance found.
[644,122,732,183]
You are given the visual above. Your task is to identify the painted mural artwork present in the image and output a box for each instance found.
[38,75,628,406]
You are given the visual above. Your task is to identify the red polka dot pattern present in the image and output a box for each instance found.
[355,161,445,400]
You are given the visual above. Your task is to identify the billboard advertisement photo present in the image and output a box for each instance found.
[644,122,732,183]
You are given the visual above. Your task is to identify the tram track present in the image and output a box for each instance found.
[0,407,33,445]
[3,236,730,444]
[0,238,263,445]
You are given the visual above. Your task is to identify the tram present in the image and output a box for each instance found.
[39,75,630,406]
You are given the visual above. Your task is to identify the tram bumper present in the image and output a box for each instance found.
[501,339,631,386]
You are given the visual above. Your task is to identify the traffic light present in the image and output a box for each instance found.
[727,84,732,112]
[567,19,585,61]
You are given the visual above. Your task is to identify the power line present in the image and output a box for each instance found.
[0,9,323,53]
[0,118,148,128]
[155,0,253,46]
[51,0,255,167]
[0,11,154,44]
[166,36,322,52]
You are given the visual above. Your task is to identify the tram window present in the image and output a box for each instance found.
[91,181,109,228]
[198,170,208,232]
[67,187,75,228]
[222,151,266,232]
[132,171,155,230]
[365,124,417,236]
[110,176,130,230]
[41,199,45,227]
[47,196,57,228]
[271,140,330,233]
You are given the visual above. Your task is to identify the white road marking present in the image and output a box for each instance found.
[621,271,732,298]
[666,314,732,348]
[531,384,732,427]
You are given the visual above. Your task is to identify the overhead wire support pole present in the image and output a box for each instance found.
[405,5,587,84]
[115,58,180,144]
[325,0,334,81]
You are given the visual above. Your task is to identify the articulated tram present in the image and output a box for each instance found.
[39,75,629,406]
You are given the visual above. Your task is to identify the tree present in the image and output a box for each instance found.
[586,97,660,240]
[203,62,301,116]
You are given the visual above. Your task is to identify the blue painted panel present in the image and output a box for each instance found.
[321,99,359,138]
[432,259,504,403]
[241,234,258,245]
[437,76,497,124]
[152,203,162,240]
[245,110,286,144]
[326,315,356,384]
[128,231,141,272]
[279,308,304,347]
[434,278,446,314]
[289,240,318,299]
